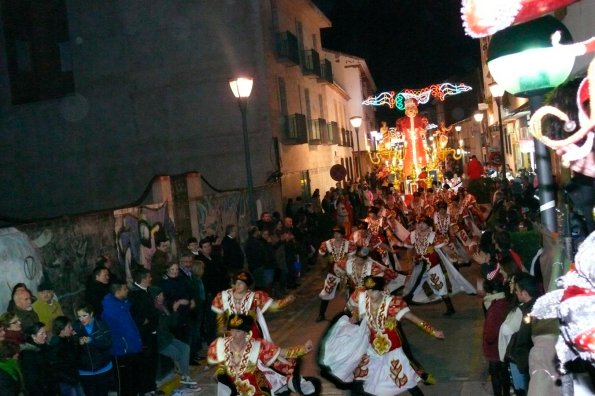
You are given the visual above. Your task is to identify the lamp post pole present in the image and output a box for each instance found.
[494,98,507,181]
[238,98,256,223]
[230,77,257,224]
[350,116,363,182]
[490,83,507,181]
[529,95,557,232]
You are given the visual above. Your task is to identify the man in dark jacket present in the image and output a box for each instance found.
[507,273,540,396]
[220,224,245,273]
[102,282,143,396]
[128,268,159,395]
[197,238,229,344]
[244,226,266,289]
[85,267,111,316]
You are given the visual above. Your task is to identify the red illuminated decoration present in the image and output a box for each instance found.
[461,0,579,38]
[395,99,429,179]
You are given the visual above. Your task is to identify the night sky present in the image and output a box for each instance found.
[313,0,481,96]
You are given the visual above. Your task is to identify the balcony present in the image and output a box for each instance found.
[282,113,307,145]
[309,118,326,145]
[319,59,333,84]
[327,121,339,145]
[302,49,321,78]
[275,31,300,66]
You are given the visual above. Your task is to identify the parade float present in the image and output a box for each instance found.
[363,83,471,191]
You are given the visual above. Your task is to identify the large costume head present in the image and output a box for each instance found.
[404,98,419,118]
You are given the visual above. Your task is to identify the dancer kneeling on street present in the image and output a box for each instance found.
[208,313,320,396]
[319,276,444,396]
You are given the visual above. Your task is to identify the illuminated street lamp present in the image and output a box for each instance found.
[229,77,257,223]
[350,116,363,180]
[489,83,507,181]
[487,15,575,232]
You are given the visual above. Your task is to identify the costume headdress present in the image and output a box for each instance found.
[227,313,254,333]
[363,276,385,291]
[233,271,253,287]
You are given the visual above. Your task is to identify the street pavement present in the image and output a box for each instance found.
[187,262,493,395]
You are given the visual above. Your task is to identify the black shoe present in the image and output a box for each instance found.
[315,314,325,322]
[443,309,455,316]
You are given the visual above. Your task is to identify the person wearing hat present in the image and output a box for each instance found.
[31,279,64,337]
[208,313,318,396]
[316,225,357,322]
[211,270,295,339]
[319,276,444,396]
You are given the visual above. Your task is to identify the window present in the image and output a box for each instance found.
[1,0,75,104]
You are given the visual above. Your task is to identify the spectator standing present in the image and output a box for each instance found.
[101,282,143,396]
[220,224,245,273]
[467,155,485,180]
[159,262,195,350]
[94,255,122,284]
[0,313,24,346]
[150,238,171,281]
[0,340,22,395]
[20,321,58,395]
[12,289,39,332]
[149,286,199,389]
[505,273,541,396]
[31,279,64,336]
[198,238,230,344]
[49,316,85,396]
[128,268,159,395]
[73,304,113,396]
[178,252,202,363]
[5,283,35,313]
[85,266,111,316]
[244,226,267,290]
[189,260,207,364]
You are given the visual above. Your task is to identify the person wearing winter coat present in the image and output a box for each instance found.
[72,303,113,396]
[19,321,59,396]
[49,316,85,396]
[101,282,143,396]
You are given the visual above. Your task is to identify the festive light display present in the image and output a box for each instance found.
[363,83,472,110]
[461,0,579,38]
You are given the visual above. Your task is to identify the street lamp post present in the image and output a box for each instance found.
[487,15,575,233]
[350,116,363,181]
[229,77,257,223]
[474,111,486,163]
[489,83,507,181]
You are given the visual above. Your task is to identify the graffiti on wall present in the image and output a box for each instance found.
[114,202,177,282]
[0,228,45,311]
[15,212,115,316]
[196,190,275,242]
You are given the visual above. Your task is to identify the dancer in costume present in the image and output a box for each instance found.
[208,314,318,396]
[211,271,294,340]
[399,217,458,315]
[351,220,397,270]
[335,246,406,295]
[316,225,357,322]
[319,276,444,396]
[212,271,317,395]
